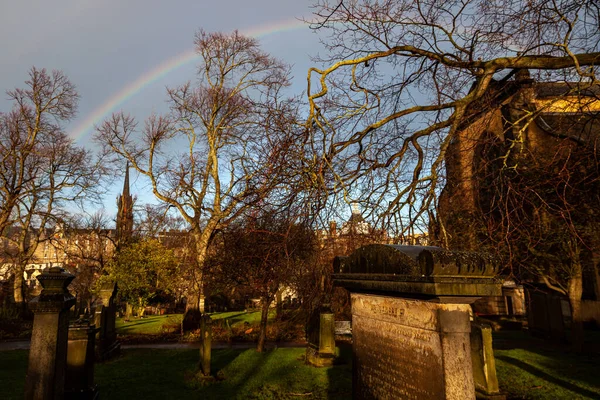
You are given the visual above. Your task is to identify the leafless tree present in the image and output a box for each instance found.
[134,204,186,239]
[95,30,300,323]
[0,67,106,308]
[305,0,600,232]
[0,68,78,234]
[54,211,116,314]
[305,1,600,349]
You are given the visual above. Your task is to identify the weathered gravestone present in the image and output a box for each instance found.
[306,306,336,366]
[94,282,120,361]
[25,267,76,400]
[333,244,502,400]
[65,319,100,400]
[470,323,504,399]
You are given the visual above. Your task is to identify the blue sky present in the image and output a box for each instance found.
[0,1,324,220]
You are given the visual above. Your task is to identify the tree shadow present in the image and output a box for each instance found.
[116,319,158,333]
[496,355,600,399]
[327,342,353,400]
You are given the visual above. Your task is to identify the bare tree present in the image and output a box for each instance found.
[305,0,600,231]
[305,1,600,349]
[0,67,105,308]
[96,30,299,324]
[8,131,103,307]
[134,204,186,239]
[0,67,78,234]
[55,211,116,314]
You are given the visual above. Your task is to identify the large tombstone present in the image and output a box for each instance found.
[334,244,502,400]
[94,282,120,361]
[65,319,100,400]
[25,267,76,400]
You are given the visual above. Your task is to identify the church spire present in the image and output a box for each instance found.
[116,162,134,249]
[122,161,130,198]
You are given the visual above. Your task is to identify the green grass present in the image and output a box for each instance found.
[495,347,600,399]
[209,310,275,329]
[115,311,274,336]
[4,327,598,399]
[116,314,182,335]
[0,347,352,400]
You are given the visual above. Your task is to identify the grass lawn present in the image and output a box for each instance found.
[115,311,275,337]
[209,310,275,329]
[0,347,352,400]
[116,314,183,335]
[3,325,598,399]
[495,346,600,399]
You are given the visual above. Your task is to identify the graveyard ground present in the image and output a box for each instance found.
[1,335,600,399]
[0,346,353,400]
[2,316,599,399]
[116,310,304,343]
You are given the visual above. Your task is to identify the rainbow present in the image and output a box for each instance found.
[71,17,308,142]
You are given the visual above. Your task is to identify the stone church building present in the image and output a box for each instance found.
[435,72,600,325]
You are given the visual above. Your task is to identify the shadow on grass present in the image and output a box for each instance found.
[0,347,351,400]
[117,319,160,334]
[326,342,353,400]
[210,312,248,321]
[496,355,600,399]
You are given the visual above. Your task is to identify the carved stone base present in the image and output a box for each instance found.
[306,345,335,367]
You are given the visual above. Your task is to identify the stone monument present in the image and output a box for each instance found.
[25,267,76,400]
[470,323,504,399]
[65,318,100,400]
[306,306,336,367]
[94,282,120,361]
[333,244,502,400]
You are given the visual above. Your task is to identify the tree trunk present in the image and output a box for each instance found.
[125,303,132,319]
[568,265,584,352]
[275,287,283,320]
[182,278,204,332]
[183,236,208,332]
[12,264,25,310]
[257,296,271,353]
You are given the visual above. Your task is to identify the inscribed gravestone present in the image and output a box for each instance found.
[334,244,502,400]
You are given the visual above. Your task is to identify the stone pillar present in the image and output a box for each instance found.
[65,319,100,400]
[334,244,503,400]
[319,312,335,355]
[470,323,504,399]
[94,282,120,361]
[199,314,212,376]
[25,267,76,400]
[306,308,336,367]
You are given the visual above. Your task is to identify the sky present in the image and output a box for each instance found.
[0,0,325,220]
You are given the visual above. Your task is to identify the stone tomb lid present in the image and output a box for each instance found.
[333,244,502,298]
